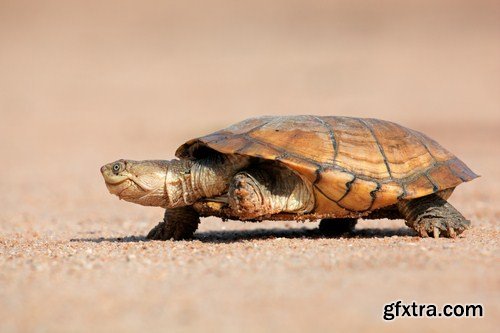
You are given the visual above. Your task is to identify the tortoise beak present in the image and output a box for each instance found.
[100,162,128,185]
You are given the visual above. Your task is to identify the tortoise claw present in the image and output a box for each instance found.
[433,226,440,239]
[448,227,457,239]
[420,228,429,238]
[146,221,167,240]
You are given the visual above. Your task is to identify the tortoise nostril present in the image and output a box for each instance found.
[100,165,107,174]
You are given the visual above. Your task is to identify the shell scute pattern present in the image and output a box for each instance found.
[176,116,477,214]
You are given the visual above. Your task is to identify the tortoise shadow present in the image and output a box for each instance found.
[194,227,417,243]
[70,227,417,244]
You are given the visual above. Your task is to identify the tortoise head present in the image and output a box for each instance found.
[100,159,168,207]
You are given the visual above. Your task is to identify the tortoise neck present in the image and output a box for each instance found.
[165,155,250,208]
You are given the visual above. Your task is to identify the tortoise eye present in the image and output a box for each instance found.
[112,162,122,174]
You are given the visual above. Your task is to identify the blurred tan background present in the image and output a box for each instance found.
[0,0,499,332]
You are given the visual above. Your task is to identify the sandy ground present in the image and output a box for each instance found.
[0,1,499,332]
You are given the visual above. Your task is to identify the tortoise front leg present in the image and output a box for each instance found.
[397,194,470,238]
[146,206,200,241]
[227,170,276,219]
[227,167,314,220]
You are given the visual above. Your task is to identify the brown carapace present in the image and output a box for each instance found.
[177,116,477,219]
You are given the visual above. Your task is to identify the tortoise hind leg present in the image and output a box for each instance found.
[397,194,470,238]
[146,206,200,241]
[319,218,357,236]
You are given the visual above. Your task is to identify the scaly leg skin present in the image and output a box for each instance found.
[146,206,200,241]
[227,171,270,219]
[397,194,470,238]
[319,218,357,236]
[228,166,314,220]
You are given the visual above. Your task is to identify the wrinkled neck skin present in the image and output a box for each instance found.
[101,155,249,208]
[166,155,249,207]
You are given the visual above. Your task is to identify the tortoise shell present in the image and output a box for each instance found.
[176,116,477,216]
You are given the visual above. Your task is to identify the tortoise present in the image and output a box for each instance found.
[100,115,478,240]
